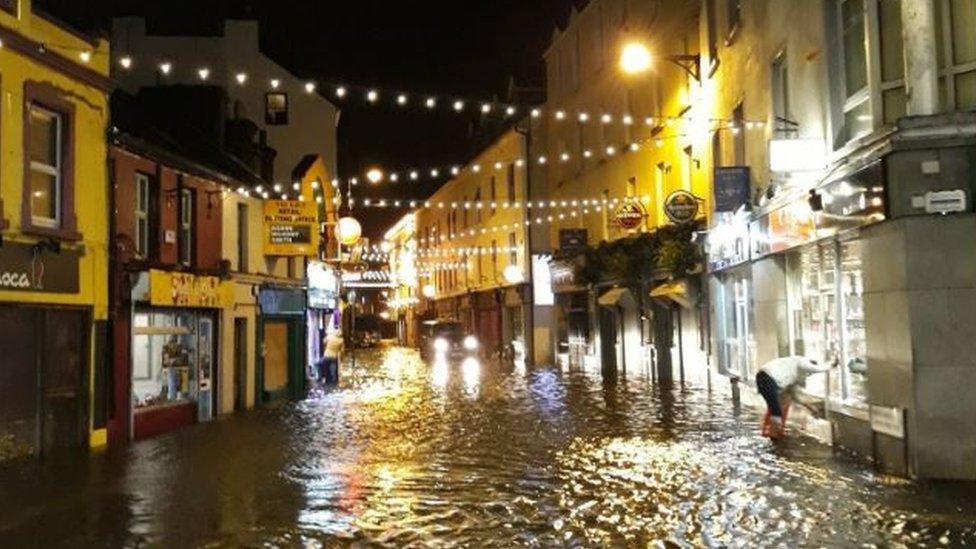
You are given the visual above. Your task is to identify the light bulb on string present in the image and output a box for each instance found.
[367,89,379,103]
[453,100,464,112]
[397,94,408,105]
[270,79,281,89]
[235,72,248,84]
[159,62,172,75]
[304,82,317,93]
[335,86,347,98]
[119,56,133,69]
[425,97,437,109]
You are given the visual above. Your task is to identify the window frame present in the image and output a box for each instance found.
[134,172,150,258]
[264,92,289,126]
[22,82,79,239]
[237,202,249,273]
[178,187,194,267]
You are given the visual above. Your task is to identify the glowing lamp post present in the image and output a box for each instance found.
[335,216,362,247]
[618,40,701,81]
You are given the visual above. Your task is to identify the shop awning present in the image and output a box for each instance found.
[650,280,696,309]
[598,287,634,307]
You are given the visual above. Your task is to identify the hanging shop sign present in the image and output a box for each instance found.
[707,213,751,271]
[0,242,80,293]
[149,270,233,308]
[264,200,320,256]
[259,287,307,315]
[613,200,646,230]
[664,190,700,224]
[713,166,752,213]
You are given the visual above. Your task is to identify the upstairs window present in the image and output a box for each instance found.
[28,106,63,229]
[771,50,791,123]
[727,0,742,42]
[490,176,497,216]
[0,0,17,16]
[178,188,194,267]
[134,173,150,258]
[837,0,872,144]
[265,92,288,125]
[506,164,517,200]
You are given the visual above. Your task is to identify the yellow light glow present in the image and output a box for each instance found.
[620,41,653,75]
[366,168,384,184]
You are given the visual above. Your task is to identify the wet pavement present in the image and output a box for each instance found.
[2,347,976,547]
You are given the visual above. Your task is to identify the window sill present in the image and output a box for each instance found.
[21,223,82,241]
[827,398,870,421]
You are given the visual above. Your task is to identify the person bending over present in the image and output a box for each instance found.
[755,356,834,438]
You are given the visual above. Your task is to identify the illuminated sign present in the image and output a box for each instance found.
[769,139,826,173]
[613,200,645,230]
[664,191,700,224]
[149,270,233,308]
[264,200,320,256]
[0,242,79,293]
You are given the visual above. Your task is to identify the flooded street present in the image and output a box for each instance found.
[2,347,976,547]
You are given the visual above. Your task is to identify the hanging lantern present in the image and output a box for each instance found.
[335,217,362,246]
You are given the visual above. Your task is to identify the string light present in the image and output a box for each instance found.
[305,82,317,93]
[79,51,92,63]
[159,62,172,75]
[119,55,133,69]
[235,72,248,84]
[336,86,347,98]
[397,94,408,105]
[367,89,379,103]
[197,67,210,80]
[270,79,281,89]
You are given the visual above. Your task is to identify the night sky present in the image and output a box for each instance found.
[37,0,580,237]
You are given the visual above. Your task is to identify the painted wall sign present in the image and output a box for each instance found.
[613,200,646,230]
[0,242,80,293]
[664,190,700,224]
[149,270,233,308]
[713,166,752,213]
[263,200,320,256]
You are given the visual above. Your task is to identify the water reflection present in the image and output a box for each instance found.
[1,347,975,547]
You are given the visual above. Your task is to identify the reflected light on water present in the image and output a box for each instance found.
[431,357,449,388]
[461,357,481,394]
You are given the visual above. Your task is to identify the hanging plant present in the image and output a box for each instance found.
[573,224,702,287]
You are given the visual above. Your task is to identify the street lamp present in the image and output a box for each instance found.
[619,40,701,82]
[366,168,384,184]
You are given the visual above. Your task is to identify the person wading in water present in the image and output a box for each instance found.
[755,356,835,438]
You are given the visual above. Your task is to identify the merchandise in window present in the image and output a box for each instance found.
[132,311,213,410]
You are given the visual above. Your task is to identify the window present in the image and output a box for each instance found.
[132,310,214,411]
[490,176,497,216]
[506,164,516,200]
[508,232,517,264]
[0,0,16,15]
[474,188,482,223]
[771,50,791,123]
[837,0,872,144]
[237,203,248,272]
[626,176,637,197]
[706,0,719,65]
[948,0,976,108]
[265,92,288,125]
[462,197,468,228]
[879,0,907,124]
[712,130,723,170]
[683,146,694,192]
[135,173,150,258]
[178,188,194,267]
[732,102,745,165]
[28,106,63,228]
[491,240,498,274]
[727,0,742,41]
[718,269,755,378]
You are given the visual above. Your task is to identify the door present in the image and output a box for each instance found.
[0,306,88,458]
[599,307,618,376]
[262,320,290,401]
[234,318,248,411]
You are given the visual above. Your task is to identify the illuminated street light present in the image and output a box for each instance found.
[619,40,701,81]
[366,168,385,184]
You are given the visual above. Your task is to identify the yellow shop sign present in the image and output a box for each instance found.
[264,200,320,256]
[149,270,233,308]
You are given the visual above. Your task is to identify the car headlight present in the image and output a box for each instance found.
[433,337,449,352]
[463,335,478,350]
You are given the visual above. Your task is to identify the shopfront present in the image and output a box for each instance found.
[550,256,591,368]
[708,161,885,439]
[258,285,307,402]
[129,270,232,440]
[502,286,528,359]
[475,291,501,354]
[306,262,340,370]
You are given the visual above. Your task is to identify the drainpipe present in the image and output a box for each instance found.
[901,0,940,116]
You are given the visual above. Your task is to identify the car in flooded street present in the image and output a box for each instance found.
[419,320,480,361]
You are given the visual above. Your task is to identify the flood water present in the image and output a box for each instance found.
[2,347,975,547]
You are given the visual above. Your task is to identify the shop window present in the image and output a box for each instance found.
[27,105,64,229]
[265,92,288,126]
[132,311,214,411]
[718,269,756,378]
[135,173,150,258]
[787,238,867,403]
[178,188,194,267]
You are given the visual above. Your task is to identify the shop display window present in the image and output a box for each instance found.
[718,269,756,379]
[132,310,213,410]
[787,237,867,404]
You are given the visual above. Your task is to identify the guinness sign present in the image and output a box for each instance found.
[0,242,80,294]
[664,191,701,224]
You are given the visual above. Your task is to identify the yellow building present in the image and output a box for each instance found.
[0,0,112,457]
[384,213,419,347]
[542,0,713,379]
[416,128,531,356]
